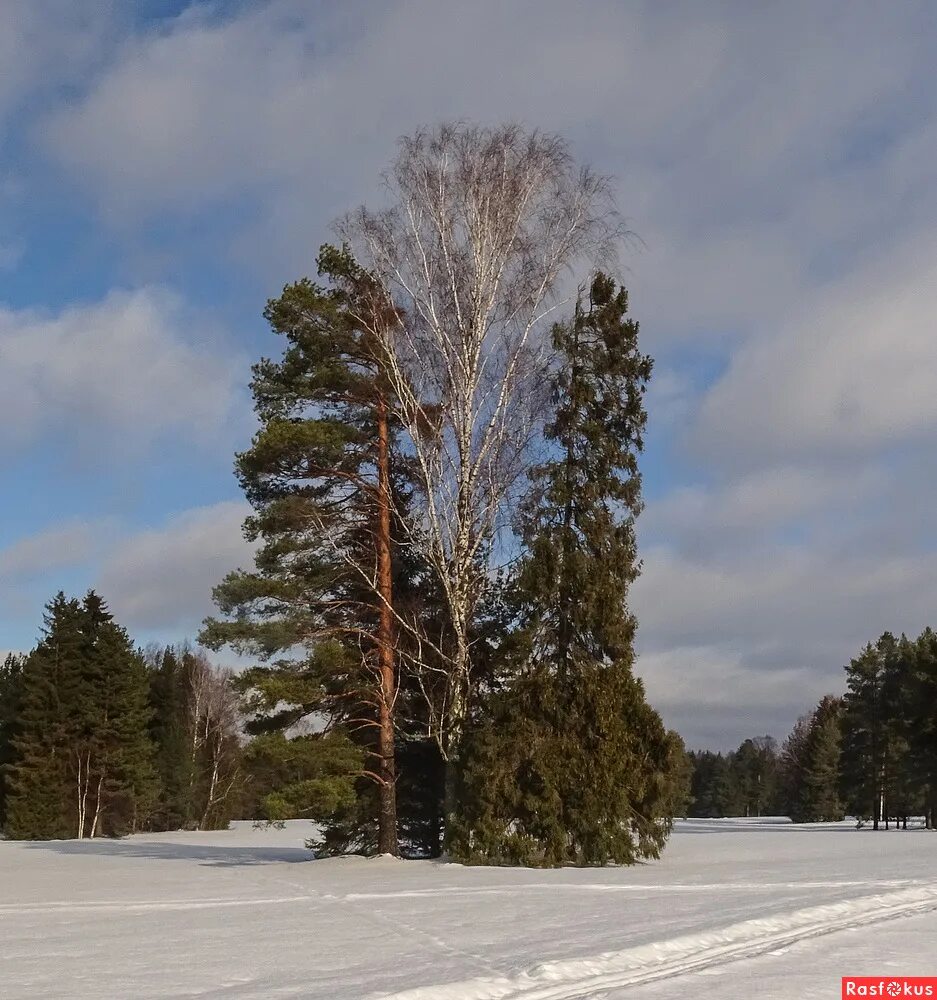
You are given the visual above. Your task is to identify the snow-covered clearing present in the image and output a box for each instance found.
[1,818,935,998]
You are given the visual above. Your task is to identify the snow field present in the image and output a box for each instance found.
[1,818,935,998]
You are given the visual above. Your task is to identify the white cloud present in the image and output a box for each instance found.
[637,543,936,655]
[635,645,826,749]
[631,536,937,747]
[39,4,342,218]
[0,2,113,126]
[0,522,98,580]
[0,504,256,648]
[0,288,243,451]
[96,501,254,633]
[640,464,886,551]
[693,238,937,464]
[0,520,109,629]
[11,0,937,748]
[33,2,934,332]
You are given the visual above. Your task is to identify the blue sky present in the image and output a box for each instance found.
[2,0,937,748]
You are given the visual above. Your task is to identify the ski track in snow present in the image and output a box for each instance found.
[343,878,917,900]
[0,894,323,915]
[0,878,915,915]
[371,883,937,1000]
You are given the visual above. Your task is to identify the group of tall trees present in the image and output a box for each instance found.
[0,593,242,839]
[198,122,687,864]
[839,629,937,828]
[685,628,937,829]
[4,123,933,856]
[688,737,780,819]
[3,123,933,859]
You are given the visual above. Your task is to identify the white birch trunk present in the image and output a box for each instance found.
[343,123,618,760]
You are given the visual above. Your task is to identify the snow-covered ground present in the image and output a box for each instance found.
[2,818,935,998]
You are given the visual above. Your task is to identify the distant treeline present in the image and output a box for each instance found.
[687,629,937,829]
[0,592,244,839]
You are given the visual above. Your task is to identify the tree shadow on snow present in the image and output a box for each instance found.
[22,839,314,867]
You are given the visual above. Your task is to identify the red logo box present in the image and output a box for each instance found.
[842,979,937,998]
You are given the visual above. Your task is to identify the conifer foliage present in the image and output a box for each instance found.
[450,275,683,865]
[5,593,155,839]
[778,698,844,823]
[0,597,242,840]
[147,646,243,832]
[0,652,25,830]
[199,246,416,855]
[0,127,694,863]
[685,627,937,829]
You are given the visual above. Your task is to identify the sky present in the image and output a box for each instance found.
[1,0,936,749]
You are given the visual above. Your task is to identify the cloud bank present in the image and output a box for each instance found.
[1,1,935,745]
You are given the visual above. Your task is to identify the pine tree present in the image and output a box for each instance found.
[688,751,728,817]
[450,274,678,866]
[709,753,743,817]
[880,636,917,827]
[200,246,419,855]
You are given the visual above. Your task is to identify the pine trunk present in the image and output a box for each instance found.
[375,394,398,856]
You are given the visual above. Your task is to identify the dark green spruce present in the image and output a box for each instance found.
[0,651,25,829]
[5,592,155,839]
[450,274,686,866]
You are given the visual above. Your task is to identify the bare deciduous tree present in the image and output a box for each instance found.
[185,653,242,830]
[342,123,619,767]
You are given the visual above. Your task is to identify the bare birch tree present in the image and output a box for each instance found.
[342,123,620,766]
[185,652,242,830]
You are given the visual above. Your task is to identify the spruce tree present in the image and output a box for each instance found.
[69,592,156,837]
[0,652,24,829]
[147,646,195,830]
[778,713,812,821]
[841,637,890,828]
[661,732,694,819]
[5,594,81,839]
[5,592,155,839]
[777,698,843,823]
[907,628,937,827]
[802,697,844,822]
[451,274,679,866]
[730,737,778,817]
